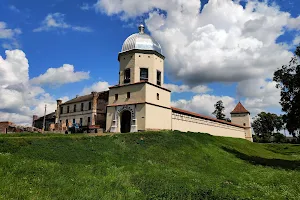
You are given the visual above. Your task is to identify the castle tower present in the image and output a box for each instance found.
[106,24,172,133]
[230,102,253,141]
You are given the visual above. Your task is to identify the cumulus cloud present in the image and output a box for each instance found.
[96,0,299,115]
[0,21,21,49]
[172,94,236,118]
[0,50,64,125]
[81,81,110,95]
[293,35,300,46]
[237,79,281,115]
[33,13,93,32]
[164,83,211,93]
[30,64,90,86]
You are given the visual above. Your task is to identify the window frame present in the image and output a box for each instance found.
[127,92,131,99]
[140,68,149,81]
[157,70,161,86]
[124,68,131,84]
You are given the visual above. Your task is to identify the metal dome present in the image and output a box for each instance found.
[121,24,163,55]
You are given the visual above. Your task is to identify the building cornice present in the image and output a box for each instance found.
[118,49,165,61]
[109,81,171,93]
[107,101,171,110]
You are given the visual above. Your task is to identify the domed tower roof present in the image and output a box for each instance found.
[121,24,163,55]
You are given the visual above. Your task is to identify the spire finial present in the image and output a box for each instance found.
[138,24,145,33]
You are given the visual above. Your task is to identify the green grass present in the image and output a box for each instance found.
[0,131,299,200]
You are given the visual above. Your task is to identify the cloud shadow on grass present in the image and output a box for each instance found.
[222,146,300,170]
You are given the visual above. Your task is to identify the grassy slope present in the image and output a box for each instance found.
[0,131,299,200]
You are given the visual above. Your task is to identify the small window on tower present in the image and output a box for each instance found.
[243,123,246,126]
[115,94,118,101]
[127,92,130,99]
[140,68,148,81]
[157,93,159,100]
[124,68,130,84]
[157,70,161,86]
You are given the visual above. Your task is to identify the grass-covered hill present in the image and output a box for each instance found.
[0,131,300,200]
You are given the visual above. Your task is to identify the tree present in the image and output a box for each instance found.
[273,45,300,136]
[251,112,284,142]
[212,100,226,120]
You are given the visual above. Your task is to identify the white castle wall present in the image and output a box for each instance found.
[171,112,246,139]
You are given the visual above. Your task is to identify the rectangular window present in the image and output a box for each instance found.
[127,92,130,99]
[67,106,70,113]
[88,117,91,125]
[74,104,76,112]
[140,68,148,81]
[157,93,160,100]
[80,118,83,126]
[89,102,92,110]
[115,94,118,101]
[81,103,84,111]
[157,70,161,86]
[73,119,75,124]
[60,107,63,114]
[66,119,69,127]
[124,68,130,84]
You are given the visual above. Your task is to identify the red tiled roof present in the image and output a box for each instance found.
[230,102,250,114]
[171,107,245,128]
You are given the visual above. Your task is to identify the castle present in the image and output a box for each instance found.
[37,25,252,141]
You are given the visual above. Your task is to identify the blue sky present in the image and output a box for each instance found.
[0,0,299,124]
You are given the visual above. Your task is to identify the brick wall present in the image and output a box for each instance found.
[0,122,13,133]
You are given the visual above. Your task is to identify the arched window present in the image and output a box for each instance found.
[124,68,130,84]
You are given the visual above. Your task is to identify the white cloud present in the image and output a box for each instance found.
[0,21,21,49]
[172,94,236,118]
[96,0,299,115]
[33,13,93,33]
[30,64,90,86]
[236,78,281,117]
[95,0,298,83]
[81,81,110,95]
[293,35,300,46]
[0,50,64,125]
[80,3,93,11]
[164,83,211,93]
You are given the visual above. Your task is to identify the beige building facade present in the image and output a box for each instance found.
[51,25,252,141]
[104,25,253,141]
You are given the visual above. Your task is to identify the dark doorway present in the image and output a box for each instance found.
[121,110,131,133]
